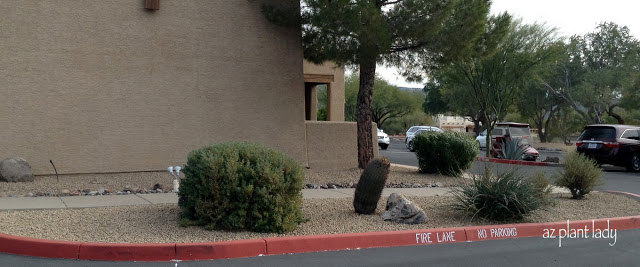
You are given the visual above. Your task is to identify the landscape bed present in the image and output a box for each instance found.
[0,192,638,243]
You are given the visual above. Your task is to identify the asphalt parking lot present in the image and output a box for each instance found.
[380,138,567,165]
[379,138,640,195]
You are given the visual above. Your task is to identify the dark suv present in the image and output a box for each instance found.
[576,124,640,172]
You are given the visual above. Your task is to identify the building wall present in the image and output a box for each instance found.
[0,0,307,174]
[305,121,379,170]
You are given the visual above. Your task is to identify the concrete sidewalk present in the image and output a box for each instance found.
[0,188,453,211]
[0,186,570,211]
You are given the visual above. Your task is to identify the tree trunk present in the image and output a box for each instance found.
[607,105,625,124]
[473,119,482,136]
[357,61,376,169]
[483,116,492,158]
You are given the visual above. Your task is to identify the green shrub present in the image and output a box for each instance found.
[353,157,390,214]
[496,138,526,160]
[178,142,304,233]
[527,171,554,205]
[554,152,603,199]
[413,131,477,176]
[452,167,549,221]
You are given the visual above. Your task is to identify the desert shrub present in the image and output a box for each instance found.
[496,138,526,160]
[527,171,554,205]
[413,131,477,176]
[554,152,603,199]
[353,157,390,214]
[452,167,549,221]
[178,142,304,233]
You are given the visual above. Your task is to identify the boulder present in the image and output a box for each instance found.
[381,193,427,224]
[542,156,560,163]
[0,157,34,183]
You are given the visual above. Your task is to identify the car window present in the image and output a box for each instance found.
[407,127,418,133]
[508,126,530,136]
[491,129,504,135]
[580,126,616,139]
[621,129,640,140]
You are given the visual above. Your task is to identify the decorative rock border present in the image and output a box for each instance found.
[475,156,563,167]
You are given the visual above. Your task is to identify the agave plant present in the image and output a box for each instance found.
[496,137,527,160]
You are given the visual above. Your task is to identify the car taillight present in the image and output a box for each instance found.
[576,142,582,147]
[603,142,620,148]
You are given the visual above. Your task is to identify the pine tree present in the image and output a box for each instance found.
[263,0,491,168]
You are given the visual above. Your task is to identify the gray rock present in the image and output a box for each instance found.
[88,191,98,196]
[123,186,132,192]
[60,189,71,196]
[382,193,427,224]
[0,157,34,182]
[435,182,443,187]
[98,188,105,195]
[156,188,163,193]
[542,156,560,163]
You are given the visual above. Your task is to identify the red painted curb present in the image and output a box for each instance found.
[605,190,640,199]
[1,192,640,261]
[476,157,548,166]
[0,233,81,259]
[1,216,640,261]
[541,216,640,238]
[78,242,175,262]
[176,239,267,261]
[465,222,543,241]
[264,227,466,255]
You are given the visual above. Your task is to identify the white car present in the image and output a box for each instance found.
[405,126,443,151]
[476,122,533,150]
[377,128,390,150]
[476,128,506,150]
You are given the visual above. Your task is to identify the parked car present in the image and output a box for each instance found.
[576,124,640,172]
[476,122,538,161]
[377,128,390,150]
[405,126,443,152]
[476,128,506,149]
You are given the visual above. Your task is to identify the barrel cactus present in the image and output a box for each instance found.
[353,157,391,214]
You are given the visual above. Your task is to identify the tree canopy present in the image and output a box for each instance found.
[345,75,423,129]
[263,0,492,168]
[431,17,560,155]
[544,22,640,125]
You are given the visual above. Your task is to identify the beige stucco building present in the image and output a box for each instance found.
[0,1,375,175]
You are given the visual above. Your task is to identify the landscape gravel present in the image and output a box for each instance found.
[1,167,639,244]
[0,192,638,243]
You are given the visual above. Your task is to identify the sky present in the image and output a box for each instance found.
[378,0,640,88]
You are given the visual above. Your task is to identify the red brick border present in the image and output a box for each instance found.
[476,156,548,166]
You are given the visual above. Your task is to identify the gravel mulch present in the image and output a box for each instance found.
[1,167,639,244]
[0,192,638,243]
